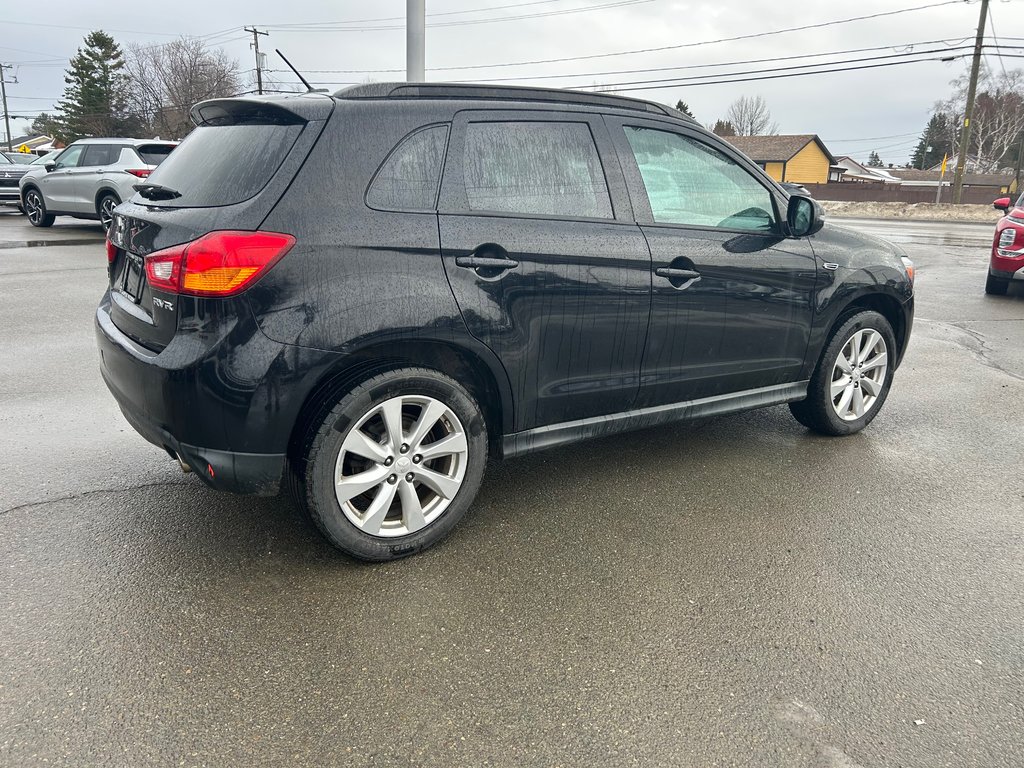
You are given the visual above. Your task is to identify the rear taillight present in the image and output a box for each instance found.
[126,168,152,178]
[105,238,117,264]
[143,231,295,297]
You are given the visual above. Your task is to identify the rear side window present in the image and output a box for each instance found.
[81,144,116,167]
[141,119,302,207]
[462,121,613,219]
[367,125,448,212]
[136,144,175,165]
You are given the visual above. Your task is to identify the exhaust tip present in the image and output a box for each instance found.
[176,454,192,473]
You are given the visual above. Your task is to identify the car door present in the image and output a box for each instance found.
[74,143,117,211]
[438,110,652,431]
[38,144,86,210]
[606,117,818,406]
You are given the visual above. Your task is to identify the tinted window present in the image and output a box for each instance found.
[367,125,447,211]
[81,144,116,167]
[624,126,776,232]
[142,123,302,207]
[463,121,613,219]
[53,145,85,170]
[137,144,175,165]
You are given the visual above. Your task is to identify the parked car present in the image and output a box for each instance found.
[2,151,36,164]
[19,138,177,230]
[97,85,915,561]
[987,192,1024,295]
[0,152,33,207]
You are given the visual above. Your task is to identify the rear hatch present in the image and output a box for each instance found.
[105,95,333,351]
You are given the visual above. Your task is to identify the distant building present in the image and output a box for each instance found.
[723,134,837,184]
[832,156,901,184]
[5,135,62,155]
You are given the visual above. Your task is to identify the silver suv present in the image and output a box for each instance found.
[19,138,177,230]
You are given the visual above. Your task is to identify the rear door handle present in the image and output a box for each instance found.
[655,267,700,280]
[455,256,520,271]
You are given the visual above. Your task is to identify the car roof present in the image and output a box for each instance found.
[333,82,697,123]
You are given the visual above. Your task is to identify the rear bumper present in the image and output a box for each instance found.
[989,264,1024,281]
[95,294,303,496]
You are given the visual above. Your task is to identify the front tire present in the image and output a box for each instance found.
[23,189,55,228]
[97,192,120,232]
[985,273,1009,296]
[302,368,488,561]
[790,310,896,436]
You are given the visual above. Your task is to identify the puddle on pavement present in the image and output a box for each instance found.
[0,238,105,249]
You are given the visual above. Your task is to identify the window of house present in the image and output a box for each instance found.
[463,121,613,219]
[367,124,448,211]
[624,126,776,232]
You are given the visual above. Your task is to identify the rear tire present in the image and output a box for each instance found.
[985,273,1009,296]
[790,310,896,436]
[97,192,120,232]
[24,188,54,228]
[302,368,488,561]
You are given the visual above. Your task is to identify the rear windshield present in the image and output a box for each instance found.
[136,144,175,165]
[140,120,302,207]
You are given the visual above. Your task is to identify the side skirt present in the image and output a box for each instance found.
[501,381,809,458]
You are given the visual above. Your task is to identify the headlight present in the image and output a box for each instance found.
[900,256,915,285]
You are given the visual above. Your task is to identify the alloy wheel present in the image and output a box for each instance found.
[830,328,888,421]
[25,191,43,225]
[99,196,117,231]
[333,394,469,537]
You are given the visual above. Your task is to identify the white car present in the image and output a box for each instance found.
[19,138,177,230]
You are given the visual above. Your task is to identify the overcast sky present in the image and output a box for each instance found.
[3,0,1022,164]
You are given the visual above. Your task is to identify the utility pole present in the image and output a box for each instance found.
[951,0,989,205]
[0,64,13,152]
[407,0,425,82]
[245,27,269,95]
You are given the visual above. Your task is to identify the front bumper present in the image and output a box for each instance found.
[95,296,295,496]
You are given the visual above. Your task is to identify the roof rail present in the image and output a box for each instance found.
[333,82,694,122]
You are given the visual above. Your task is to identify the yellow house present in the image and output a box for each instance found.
[723,134,836,185]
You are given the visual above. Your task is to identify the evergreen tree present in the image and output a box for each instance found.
[910,113,953,170]
[711,119,736,137]
[674,100,695,119]
[55,31,138,142]
[867,150,883,167]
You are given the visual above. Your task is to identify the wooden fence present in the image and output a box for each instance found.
[802,183,1001,205]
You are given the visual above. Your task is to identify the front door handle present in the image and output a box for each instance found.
[655,267,700,281]
[455,256,520,271]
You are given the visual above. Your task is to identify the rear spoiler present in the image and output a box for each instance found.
[190,93,334,127]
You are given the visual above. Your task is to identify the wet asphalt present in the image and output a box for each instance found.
[0,210,1021,767]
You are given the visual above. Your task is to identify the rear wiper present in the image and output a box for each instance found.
[134,182,182,201]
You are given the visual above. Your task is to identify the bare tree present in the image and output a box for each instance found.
[935,67,1024,172]
[126,37,241,139]
[724,95,778,136]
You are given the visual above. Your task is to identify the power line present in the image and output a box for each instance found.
[987,3,1009,76]
[417,0,965,71]
[262,0,606,27]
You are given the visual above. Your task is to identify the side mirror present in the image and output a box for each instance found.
[44,163,56,172]
[787,195,824,237]
[993,197,1011,212]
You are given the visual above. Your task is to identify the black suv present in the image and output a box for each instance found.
[97,84,914,561]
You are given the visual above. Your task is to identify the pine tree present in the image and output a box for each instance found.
[867,150,883,167]
[711,119,736,137]
[55,31,138,142]
[674,100,695,119]
[910,113,953,170]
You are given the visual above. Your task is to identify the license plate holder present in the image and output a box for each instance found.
[121,254,144,303]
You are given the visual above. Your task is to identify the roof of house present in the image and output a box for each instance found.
[892,168,1012,186]
[835,156,901,183]
[7,135,52,148]
[723,134,836,165]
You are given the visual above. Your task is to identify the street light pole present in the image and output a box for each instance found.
[951,0,989,205]
[407,0,425,82]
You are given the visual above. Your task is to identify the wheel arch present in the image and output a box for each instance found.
[826,290,910,368]
[94,187,121,212]
[287,338,513,468]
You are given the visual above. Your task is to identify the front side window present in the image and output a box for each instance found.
[463,121,613,219]
[367,124,448,211]
[53,145,85,170]
[624,126,776,232]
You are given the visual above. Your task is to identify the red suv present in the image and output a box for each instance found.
[988,191,1024,295]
